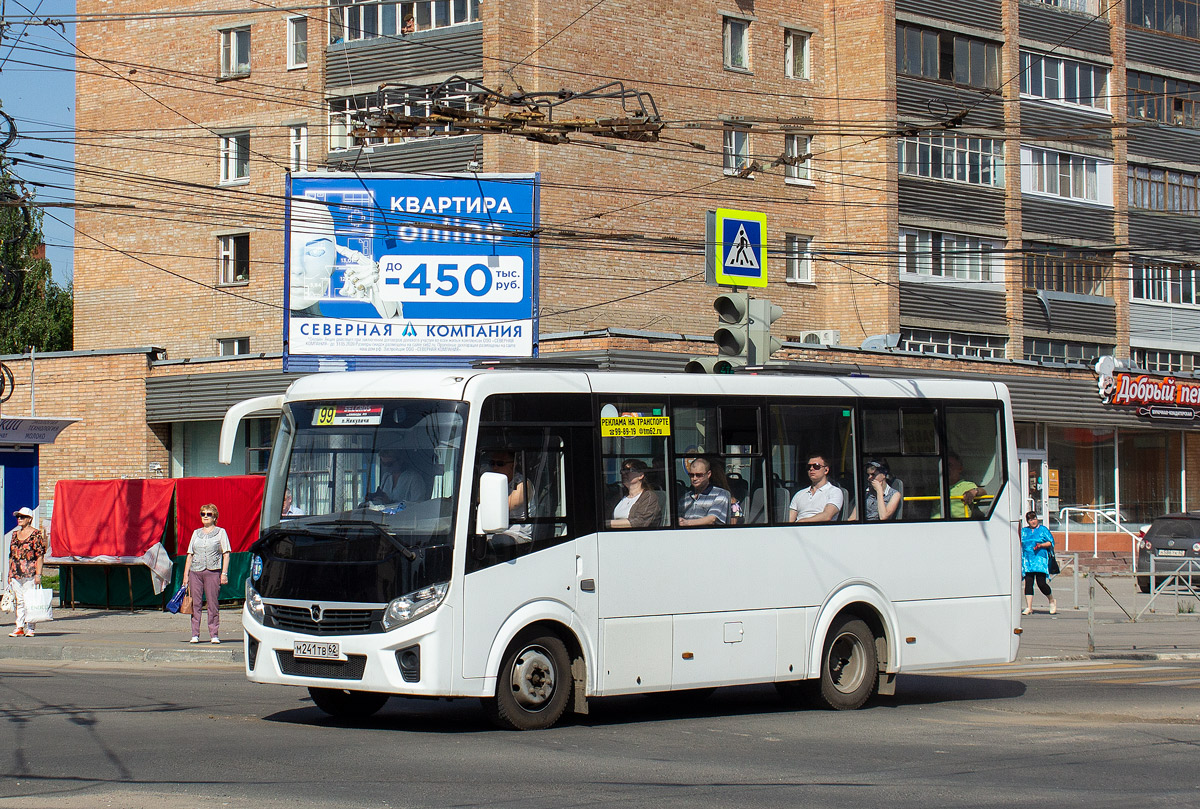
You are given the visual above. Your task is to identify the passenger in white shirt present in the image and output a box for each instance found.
[788,454,844,523]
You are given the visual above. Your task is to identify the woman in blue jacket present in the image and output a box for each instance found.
[1021,510,1057,615]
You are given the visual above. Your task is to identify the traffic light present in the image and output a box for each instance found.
[713,291,751,359]
[684,356,740,374]
[749,298,783,364]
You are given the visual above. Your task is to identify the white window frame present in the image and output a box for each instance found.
[785,29,810,79]
[898,136,1005,188]
[723,128,750,174]
[784,133,812,183]
[785,234,813,283]
[901,228,1004,284]
[1019,51,1109,112]
[218,233,250,285]
[724,16,750,70]
[219,132,250,184]
[1021,146,1113,205]
[218,337,251,356]
[900,328,1007,359]
[287,16,308,69]
[329,0,481,44]
[220,27,251,78]
[289,125,308,172]
[1132,259,1196,306]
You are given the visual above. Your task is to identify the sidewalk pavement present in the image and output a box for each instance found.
[0,579,1197,668]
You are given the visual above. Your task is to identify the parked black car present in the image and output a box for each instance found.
[1136,513,1200,593]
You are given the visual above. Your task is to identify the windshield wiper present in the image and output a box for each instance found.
[305,518,419,561]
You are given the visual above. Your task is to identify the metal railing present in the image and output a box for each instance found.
[1134,557,1200,620]
[1057,506,1140,559]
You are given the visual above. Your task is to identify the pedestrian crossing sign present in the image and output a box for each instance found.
[712,208,767,287]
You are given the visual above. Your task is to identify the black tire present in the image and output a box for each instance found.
[308,687,390,719]
[1137,575,1151,594]
[483,630,572,730]
[814,616,878,711]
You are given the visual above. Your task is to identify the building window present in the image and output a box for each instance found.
[898,136,1004,187]
[1019,51,1109,111]
[784,29,809,79]
[328,82,477,151]
[220,27,251,78]
[1127,0,1200,39]
[218,337,250,356]
[219,132,250,183]
[724,16,749,70]
[1129,165,1200,214]
[1128,70,1200,127]
[785,234,812,283]
[1022,147,1111,205]
[901,228,1002,282]
[290,125,308,171]
[783,134,811,182]
[288,16,308,68]
[723,128,750,174]
[218,234,250,284]
[1037,0,1100,11]
[895,24,1000,90]
[1024,338,1111,365]
[1131,348,1200,373]
[1024,246,1112,296]
[329,0,481,44]
[900,328,1007,359]
[1132,259,1198,304]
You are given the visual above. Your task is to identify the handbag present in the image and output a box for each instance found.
[0,588,13,613]
[180,593,194,615]
[1047,551,1061,576]
[165,584,187,614]
[25,586,54,623]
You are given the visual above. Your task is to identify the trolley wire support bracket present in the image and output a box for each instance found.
[352,77,664,146]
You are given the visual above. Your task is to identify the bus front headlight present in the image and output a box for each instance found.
[382,582,448,630]
[245,578,264,623]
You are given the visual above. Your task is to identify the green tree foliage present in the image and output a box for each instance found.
[0,170,72,354]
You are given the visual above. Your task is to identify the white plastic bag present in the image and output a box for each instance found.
[25,586,53,624]
[0,588,12,613]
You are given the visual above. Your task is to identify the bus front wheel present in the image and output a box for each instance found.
[815,616,878,710]
[484,630,572,730]
[308,687,390,719]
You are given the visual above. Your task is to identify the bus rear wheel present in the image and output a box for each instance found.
[484,630,572,730]
[815,616,878,710]
[308,687,390,719]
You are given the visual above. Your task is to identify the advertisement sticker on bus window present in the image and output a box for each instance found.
[312,405,384,426]
[600,416,671,438]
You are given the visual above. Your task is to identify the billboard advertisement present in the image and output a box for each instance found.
[284,172,539,371]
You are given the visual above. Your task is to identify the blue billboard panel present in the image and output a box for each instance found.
[285,173,539,371]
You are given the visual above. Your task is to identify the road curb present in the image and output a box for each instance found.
[0,644,243,667]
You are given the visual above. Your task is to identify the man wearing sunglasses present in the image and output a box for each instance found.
[678,458,731,527]
[788,455,844,524]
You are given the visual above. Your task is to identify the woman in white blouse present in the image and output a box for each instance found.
[181,503,230,644]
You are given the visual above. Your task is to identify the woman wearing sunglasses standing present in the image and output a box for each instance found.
[6,507,46,637]
[181,504,231,643]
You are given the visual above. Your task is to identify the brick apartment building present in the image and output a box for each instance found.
[4,0,1200,542]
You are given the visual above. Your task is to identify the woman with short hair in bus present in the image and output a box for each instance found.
[1021,510,1057,615]
[608,459,662,529]
[863,459,901,521]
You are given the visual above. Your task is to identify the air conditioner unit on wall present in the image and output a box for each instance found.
[796,329,840,346]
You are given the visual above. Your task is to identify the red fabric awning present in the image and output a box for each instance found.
[175,475,265,554]
[50,479,176,558]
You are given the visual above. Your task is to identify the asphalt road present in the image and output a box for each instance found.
[1,659,1198,809]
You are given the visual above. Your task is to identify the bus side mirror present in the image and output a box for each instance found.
[477,472,511,534]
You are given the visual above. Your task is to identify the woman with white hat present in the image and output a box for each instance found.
[6,507,47,637]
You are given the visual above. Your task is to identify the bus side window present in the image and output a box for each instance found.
[861,405,941,521]
[944,405,1003,520]
[767,403,856,524]
[600,399,669,530]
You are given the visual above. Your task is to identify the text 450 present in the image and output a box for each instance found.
[379,255,524,303]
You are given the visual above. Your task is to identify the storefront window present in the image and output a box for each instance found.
[1047,426,1114,527]
[1119,430,1182,524]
